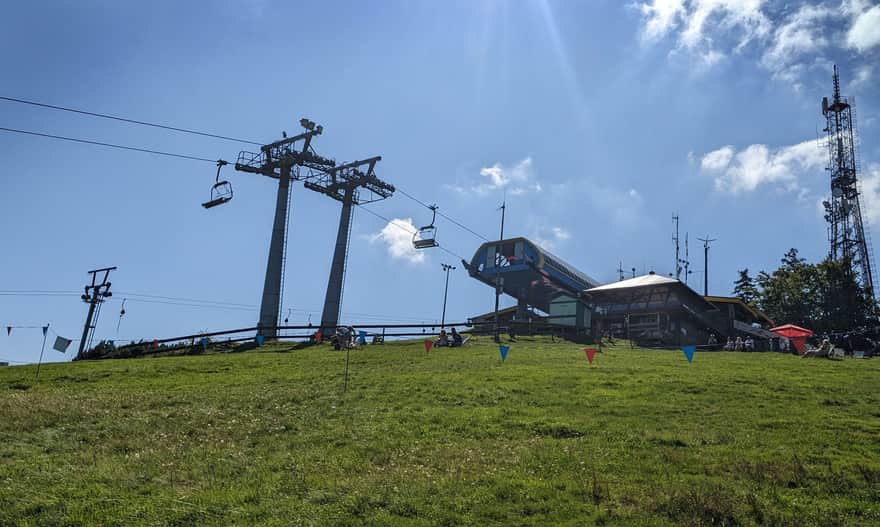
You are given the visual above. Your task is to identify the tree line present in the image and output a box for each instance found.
[732,249,878,333]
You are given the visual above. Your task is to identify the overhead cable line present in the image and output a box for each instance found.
[0,95,262,145]
[0,289,436,322]
[0,290,80,296]
[3,95,491,245]
[0,127,219,163]
[356,203,467,262]
[116,292,258,308]
[395,187,491,242]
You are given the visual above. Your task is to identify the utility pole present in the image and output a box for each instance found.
[697,236,717,296]
[440,263,455,328]
[77,266,116,358]
[684,233,692,285]
[493,198,506,343]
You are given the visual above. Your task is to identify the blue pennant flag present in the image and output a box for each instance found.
[42,326,49,336]
[358,330,367,345]
[200,337,209,350]
[255,335,264,347]
[499,345,510,362]
[682,345,696,363]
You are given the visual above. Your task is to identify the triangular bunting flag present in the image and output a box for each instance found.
[151,339,159,347]
[584,348,596,364]
[424,339,433,353]
[52,336,72,353]
[42,326,49,336]
[358,330,367,346]
[682,345,696,363]
[314,331,322,344]
[499,345,510,362]
[6,326,10,336]
[255,335,264,347]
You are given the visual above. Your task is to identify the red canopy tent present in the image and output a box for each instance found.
[770,324,814,354]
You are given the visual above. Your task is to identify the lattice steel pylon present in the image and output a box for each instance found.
[234,119,336,338]
[821,65,875,296]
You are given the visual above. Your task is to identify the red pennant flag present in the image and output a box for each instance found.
[5,326,10,336]
[314,331,322,344]
[151,339,159,347]
[424,339,433,353]
[584,348,596,364]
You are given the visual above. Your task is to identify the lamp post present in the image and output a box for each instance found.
[493,199,506,343]
[441,263,456,328]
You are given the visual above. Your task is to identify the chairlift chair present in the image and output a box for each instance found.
[413,205,439,249]
[202,160,233,209]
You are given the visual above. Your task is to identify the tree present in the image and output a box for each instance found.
[755,249,819,328]
[732,268,759,306]
[752,248,878,332]
[813,257,877,333]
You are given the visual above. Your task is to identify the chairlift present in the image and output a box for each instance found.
[202,160,233,209]
[413,205,439,249]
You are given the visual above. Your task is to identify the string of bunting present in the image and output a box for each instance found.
[3,324,75,353]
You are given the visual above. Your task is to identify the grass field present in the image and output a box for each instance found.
[1,336,879,526]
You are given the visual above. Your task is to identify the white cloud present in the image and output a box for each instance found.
[700,145,734,171]
[638,0,878,86]
[449,157,542,196]
[857,164,880,226]
[640,0,686,41]
[847,4,880,52]
[700,138,826,193]
[761,4,833,82]
[530,225,573,251]
[639,0,771,50]
[368,218,426,264]
[850,65,873,90]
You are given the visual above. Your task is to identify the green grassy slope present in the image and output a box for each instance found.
[1,337,878,526]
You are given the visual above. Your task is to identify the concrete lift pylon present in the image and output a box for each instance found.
[233,119,335,338]
[231,119,394,340]
[303,156,395,334]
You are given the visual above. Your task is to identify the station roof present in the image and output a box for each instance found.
[585,273,678,292]
[704,296,774,326]
[585,273,715,314]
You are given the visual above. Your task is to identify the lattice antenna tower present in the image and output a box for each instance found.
[821,65,875,296]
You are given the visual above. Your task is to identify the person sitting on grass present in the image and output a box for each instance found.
[437,330,449,347]
[450,327,463,347]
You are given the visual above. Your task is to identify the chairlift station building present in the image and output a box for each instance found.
[464,237,774,347]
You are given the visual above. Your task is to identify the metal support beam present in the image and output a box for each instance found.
[258,165,292,338]
[76,266,116,358]
[320,186,354,334]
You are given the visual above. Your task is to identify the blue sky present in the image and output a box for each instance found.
[2,0,879,364]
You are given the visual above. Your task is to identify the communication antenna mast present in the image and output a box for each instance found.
[672,214,690,281]
[697,236,716,296]
[672,214,681,279]
[684,233,692,285]
[821,65,875,296]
